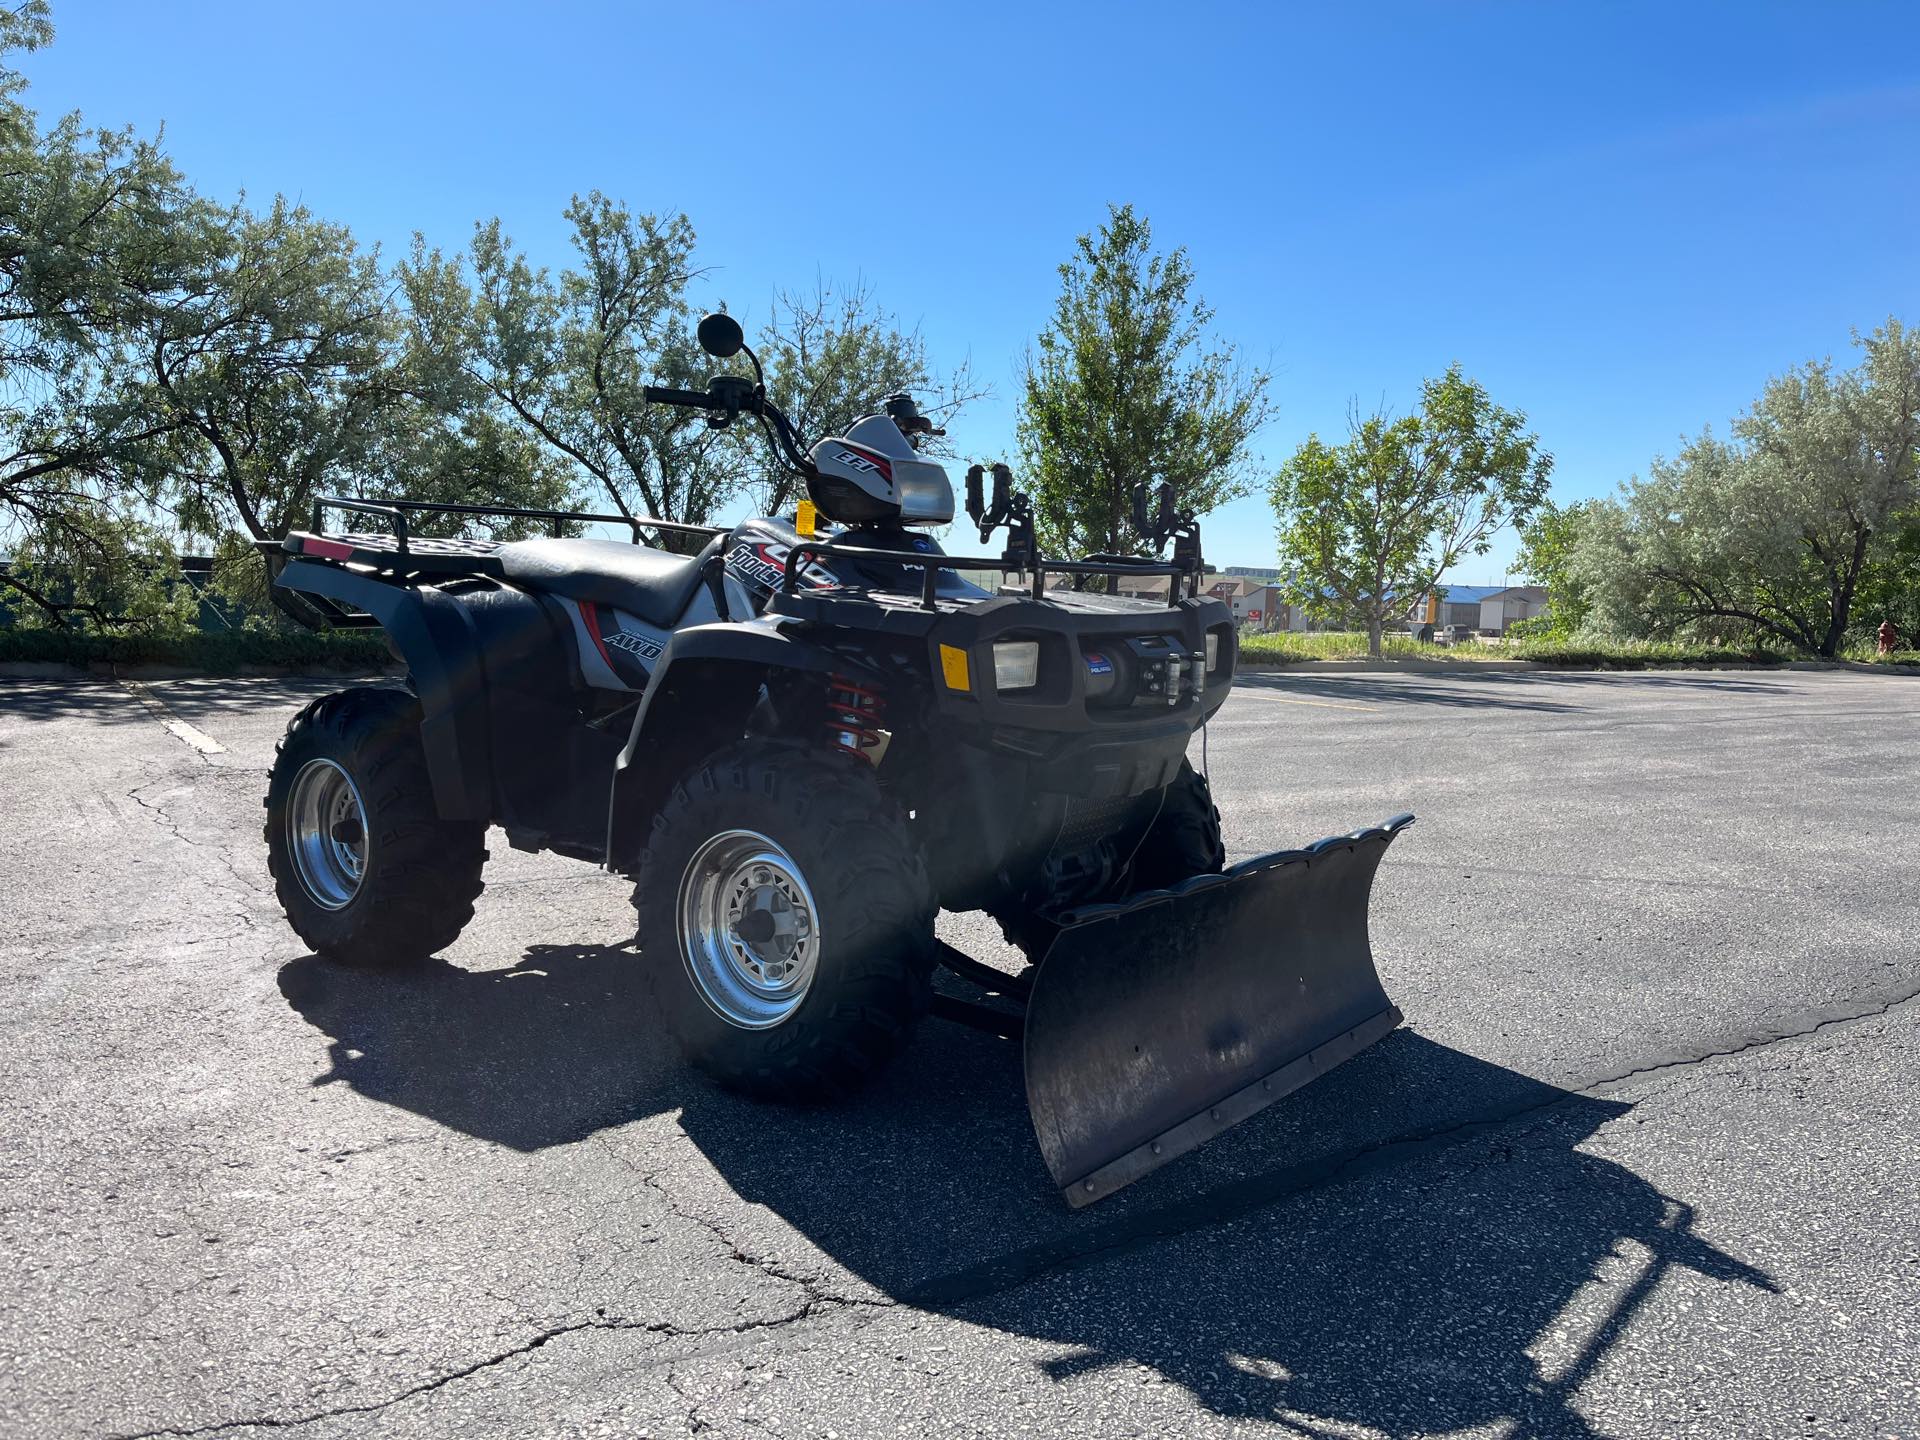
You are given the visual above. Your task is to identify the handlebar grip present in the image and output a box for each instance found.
[642,386,715,407]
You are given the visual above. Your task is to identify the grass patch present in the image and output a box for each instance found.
[1504,637,1792,668]
[1238,630,1495,662]
[0,625,393,673]
[1235,630,1807,668]
[1237,630,1517,663]
[1843,645,1920,668]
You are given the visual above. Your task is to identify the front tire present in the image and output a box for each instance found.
[632,740,935,1100]
[264,687,487,965]
[1129,759,1228,889]
[991,759,1227,959]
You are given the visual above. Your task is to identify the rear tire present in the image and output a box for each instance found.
[264,687,487,966]
[1127,759,1227,890]
[632,739,935,1101]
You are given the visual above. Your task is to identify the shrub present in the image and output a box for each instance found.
[0,625,392,672]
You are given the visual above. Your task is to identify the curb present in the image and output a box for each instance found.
[1237,657,1920,676]
[8,657,1914,682]
[1802,658,1920,676]
[1238,658,1539,674]
[0,660,397,681]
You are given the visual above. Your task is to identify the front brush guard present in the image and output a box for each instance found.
[1011,814,1414,1206]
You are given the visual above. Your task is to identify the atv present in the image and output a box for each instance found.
[260,311,1413,1207]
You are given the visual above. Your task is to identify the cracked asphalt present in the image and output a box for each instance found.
[1,667,1915,1439]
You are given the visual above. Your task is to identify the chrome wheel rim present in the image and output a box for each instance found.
[677,829,820,1030]
[287,758,369,910]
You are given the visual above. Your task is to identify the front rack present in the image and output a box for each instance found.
[781,540,1198,612]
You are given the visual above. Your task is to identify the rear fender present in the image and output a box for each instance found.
[273,559,491,820]
[604,622,866,869]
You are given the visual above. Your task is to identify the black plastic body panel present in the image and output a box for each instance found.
[275,559,495,819]
[773,585,1235,800]
[278,534,1243,906]
[273,559,606,847]
[919,592,1233,726]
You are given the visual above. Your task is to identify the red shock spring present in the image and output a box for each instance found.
[825,673,887,760]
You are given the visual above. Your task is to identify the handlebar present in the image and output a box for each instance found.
[643,377,814,478]
[641,386,720,408]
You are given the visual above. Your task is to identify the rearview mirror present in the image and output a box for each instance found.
[696,312,744,359]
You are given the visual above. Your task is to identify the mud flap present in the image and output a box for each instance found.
[1024,814,1414,1207]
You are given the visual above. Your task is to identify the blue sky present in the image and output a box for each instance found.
[21,2,1919,577]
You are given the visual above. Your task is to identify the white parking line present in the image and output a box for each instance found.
[119,680,228,756]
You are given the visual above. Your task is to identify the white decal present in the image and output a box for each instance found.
[726,541,837,592]
[604,630,664,663]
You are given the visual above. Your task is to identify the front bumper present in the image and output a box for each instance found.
[770,584,1236,788]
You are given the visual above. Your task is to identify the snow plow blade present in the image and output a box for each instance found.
[1024,814,1414,1208]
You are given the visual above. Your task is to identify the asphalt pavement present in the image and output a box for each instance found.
[0,667,1915,1439]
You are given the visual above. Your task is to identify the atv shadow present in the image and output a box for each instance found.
[676,1026,1779,1437]
[277,941,694,1150]
[951,1110,1778,1438]
[279,943,1777,1436]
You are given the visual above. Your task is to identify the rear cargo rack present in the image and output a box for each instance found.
[261,495,729,629]
[780,540,1197,611]
[262,496,727,576]
[309,496,723,557]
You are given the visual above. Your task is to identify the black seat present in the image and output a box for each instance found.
[496,535,722,627]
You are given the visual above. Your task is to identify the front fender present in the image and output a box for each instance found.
[604,620,861,870]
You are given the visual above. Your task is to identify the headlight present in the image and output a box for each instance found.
[992,639,1040,690]
[1206,632,1220,669]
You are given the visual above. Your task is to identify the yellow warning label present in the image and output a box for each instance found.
[795,499,817,538]
[938,644,971,691]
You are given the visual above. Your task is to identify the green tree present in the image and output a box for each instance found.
[1572,321,1920,657]
[1512,498,1596,638]
[0,2,207,624]
[1854,504,1920,648]
[0,0,49,93]
[1018,204,1270,562]
[129,197,401,545]
[1,4,583,626]
[416,194,739,544]
[1269,367,1553,656]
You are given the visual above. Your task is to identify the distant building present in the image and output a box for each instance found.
[1420,584,1506,630]
[1400,583,1551,635]
[1242,584,1287,631]
[1477,585,1549,634]
[983,564,1457,636]
[1106,572,1290,629]
[1113,572,1179,601]
[1206,576,1291,628]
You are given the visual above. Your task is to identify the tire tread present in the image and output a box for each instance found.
[264,687,486,966]
[632,740,934,1101]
